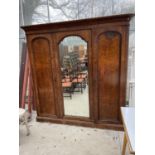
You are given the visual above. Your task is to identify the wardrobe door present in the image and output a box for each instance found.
[94,30,122,123]
[28,35,57,117]
[54,30,93,119]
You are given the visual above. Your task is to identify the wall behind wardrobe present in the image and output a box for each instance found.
[19,0,135,106]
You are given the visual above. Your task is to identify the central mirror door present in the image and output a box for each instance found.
[58,36,89,117]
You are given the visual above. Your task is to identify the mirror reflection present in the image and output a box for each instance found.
[59,36,89,117]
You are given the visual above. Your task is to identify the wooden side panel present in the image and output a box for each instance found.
[97,31,121,122]
[31,37,56,116]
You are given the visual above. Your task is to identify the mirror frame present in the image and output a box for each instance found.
[55,30,93,121]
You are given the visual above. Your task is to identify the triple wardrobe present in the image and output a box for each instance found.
[22,14,134,130]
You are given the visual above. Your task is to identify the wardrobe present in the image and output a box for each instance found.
[22,14,134,130]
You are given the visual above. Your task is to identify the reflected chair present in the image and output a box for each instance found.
[78,71,88,89]
[61,70,73,99]
[71,69,86,94]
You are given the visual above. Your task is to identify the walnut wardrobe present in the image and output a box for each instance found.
[22,14,134,130]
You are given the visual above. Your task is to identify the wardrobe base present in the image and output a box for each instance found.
[36,116,124,131]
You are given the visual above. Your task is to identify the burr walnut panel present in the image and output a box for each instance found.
[97,31,121,122]
[32,38,56,116]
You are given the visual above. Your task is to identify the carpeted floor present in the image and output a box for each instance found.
[19,112,130,155]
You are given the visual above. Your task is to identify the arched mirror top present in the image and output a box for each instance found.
[59,36,87,57]
[58,35,88,45]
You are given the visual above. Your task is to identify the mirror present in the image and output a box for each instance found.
[59,36,89,117]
